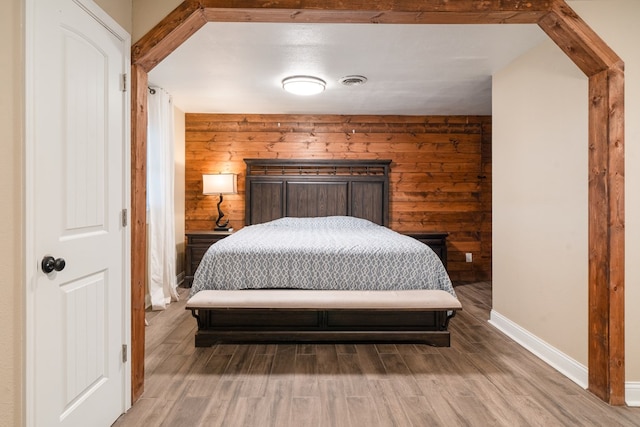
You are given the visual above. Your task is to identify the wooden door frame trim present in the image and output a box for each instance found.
[130,0,625,405]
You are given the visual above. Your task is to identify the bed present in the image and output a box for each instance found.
[187,159,460,346]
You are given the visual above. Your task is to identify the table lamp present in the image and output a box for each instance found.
[203,173,237,231]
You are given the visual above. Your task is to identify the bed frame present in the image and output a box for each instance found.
[188,158,458,346]
[244,158,390,226]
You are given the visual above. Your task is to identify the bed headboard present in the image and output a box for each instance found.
[245,159,391,226]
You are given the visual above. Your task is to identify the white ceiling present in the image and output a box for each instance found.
[148,22,547,116]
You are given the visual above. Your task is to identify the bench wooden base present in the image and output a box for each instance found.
[186,290,461,347]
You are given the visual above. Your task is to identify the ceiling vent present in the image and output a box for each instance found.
[339,75,368,86]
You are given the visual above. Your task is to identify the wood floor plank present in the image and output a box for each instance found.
[114,396,175,427]
[315,344,340,376]
[172,326,198,356]
[163,315,197,344]
[463,377,531,426]
[289,397,322,426]
[576,393,640,426]
[270,344,296,376]
[148,347,216,400]
[198,397,232,427]
[217,395,249,427]
[254,344,278,355]
[144,288,192,352]
[242,397,272,427]
[336,353,371,397]
[222,344,257,378]
[554,393,630,426]
[115,282,640,427]
[462,349,530,397]
[510,395,575,427]
[142,354,190,398]
[211,378,243,401]
[510,380,591,426]
[293,354,320,397]
[441,392,502,427]
[345,396,382,426]
[297,344,316,355]
[112,397,160,426]
[159,396,209,427]
[212,343,239,355]
[239,354,274,397]
[368,380,414,427]
[144,342,175,375]
[378,353,422,396]
[354,345,387,380]
[319,380,351,427]
[414,392,465,427]
[264,379,293,426]
[399,343,440,355]
[185,354,232,398]
[375,343,399,354]
[400,395,448,427]
[335,343,357,354]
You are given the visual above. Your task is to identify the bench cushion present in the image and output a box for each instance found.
[186,289,461,311]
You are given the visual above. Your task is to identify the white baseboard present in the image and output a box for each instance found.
[489,310,640,406]
[626,382,640,407]
[489,309,588,388]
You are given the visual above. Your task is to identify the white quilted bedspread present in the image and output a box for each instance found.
[190,216,455,298]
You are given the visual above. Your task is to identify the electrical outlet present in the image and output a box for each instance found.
[465,252,473,263]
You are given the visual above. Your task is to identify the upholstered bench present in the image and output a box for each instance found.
[186,289,462,347]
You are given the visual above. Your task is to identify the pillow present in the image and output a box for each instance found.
[263,216,377,229]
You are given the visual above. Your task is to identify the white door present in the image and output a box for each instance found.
[27,0,130,425]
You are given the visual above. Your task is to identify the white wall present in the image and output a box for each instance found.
[95,0,132,34]
[0,0,24,424]
[493,0,640,401]
[132,0,182,42]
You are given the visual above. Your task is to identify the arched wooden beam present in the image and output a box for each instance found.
[539,2,623,75]
[132,0,554,72]
[538,1,625,405]
[130,0,625,405]
[132,0,206,72]
[130,63,148,403]
[586,65,625,405]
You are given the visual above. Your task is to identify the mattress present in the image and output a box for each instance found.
[190,216,455,297]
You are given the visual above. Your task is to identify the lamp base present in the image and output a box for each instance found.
[214,193,231,231]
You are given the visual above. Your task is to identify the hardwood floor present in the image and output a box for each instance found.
[113,283,640,426]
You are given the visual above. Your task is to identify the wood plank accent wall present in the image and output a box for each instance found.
[185,114,492,282]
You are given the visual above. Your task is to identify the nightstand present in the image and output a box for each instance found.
[185,230,234,287]
[401,232,448,269]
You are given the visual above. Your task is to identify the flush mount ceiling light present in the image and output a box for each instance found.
[282,75,326,96]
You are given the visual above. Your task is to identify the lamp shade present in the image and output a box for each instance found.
[203,174,237,195]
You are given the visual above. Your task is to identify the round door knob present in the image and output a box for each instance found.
[42,256,66,274]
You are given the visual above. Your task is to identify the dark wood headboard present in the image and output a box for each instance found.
[245,159,391,226]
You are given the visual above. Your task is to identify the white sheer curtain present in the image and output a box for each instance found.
[147,87,179,310]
